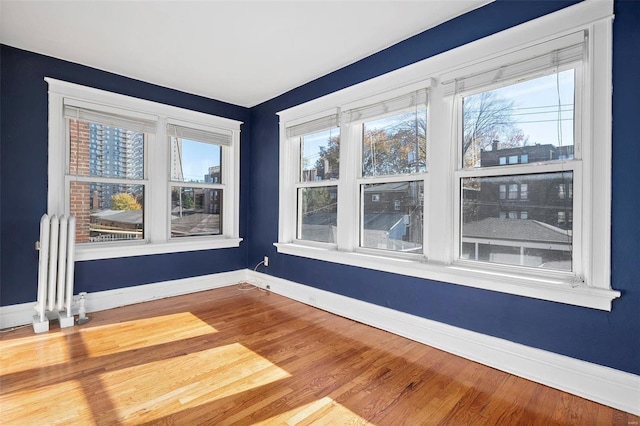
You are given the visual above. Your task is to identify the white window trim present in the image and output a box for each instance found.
[276,0,619,311]
[46,78,243,261]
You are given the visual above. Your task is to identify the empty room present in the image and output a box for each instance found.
[1,0,638,424]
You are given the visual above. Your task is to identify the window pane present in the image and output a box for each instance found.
[70,181,144,243]
[298,186,337,243]
[462,69,575,169]
[69,120,144,179]
[171,187,222,237]
[361,181,423,252]
[171,138,221,183]
[362,109,426,177]
[301,128,339,182]
[461,172,573,271]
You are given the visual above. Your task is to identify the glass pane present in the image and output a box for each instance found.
[69,120,144,179]
[461,172,573,271]
[171,187,222,237]
[69,181,144,243]
[361,181,423,252]
[297,186,337,243]
[301,128,340,182]
[171,138,221,183]
[362,109,427,177]
[462,69,575,169]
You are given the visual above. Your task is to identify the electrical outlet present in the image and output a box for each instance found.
[264,256,269,267]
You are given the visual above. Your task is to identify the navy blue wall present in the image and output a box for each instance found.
[1,0,638,376]
[0,45,251,306]
[248,0,640,375]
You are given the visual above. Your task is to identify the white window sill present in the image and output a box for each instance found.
[274,242,620,311]
[76,237,243,261]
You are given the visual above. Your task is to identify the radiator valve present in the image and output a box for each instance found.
[77,292,91,325]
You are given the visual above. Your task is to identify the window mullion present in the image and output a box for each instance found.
[149,118,167,243]
[337,124,359,251]
[425,85,455,264]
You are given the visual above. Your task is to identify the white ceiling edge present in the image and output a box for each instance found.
[0,1,492,108]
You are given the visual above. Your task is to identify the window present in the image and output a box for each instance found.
[277,1,618,310]
[287,114,340,244]
[47,78,242,260]
[350,90,427,252]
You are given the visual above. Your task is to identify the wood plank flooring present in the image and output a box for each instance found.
[1,286,637,425]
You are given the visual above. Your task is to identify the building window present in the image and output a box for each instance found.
[276,1,618,310]
[47,78,242,260]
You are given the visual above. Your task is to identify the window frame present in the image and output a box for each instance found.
[276,0,619,311]
[47,78,243,261]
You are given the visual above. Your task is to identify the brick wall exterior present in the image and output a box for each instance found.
[68,119,91,243]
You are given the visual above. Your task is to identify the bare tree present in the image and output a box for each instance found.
[463,91,527,167]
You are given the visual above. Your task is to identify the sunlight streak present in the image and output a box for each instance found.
[0,333,70,375]
[80,312,217,357]
[98,343,290,424]
[254,396,374,425]
[0,379,94,425]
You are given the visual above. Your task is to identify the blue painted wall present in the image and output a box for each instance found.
[247,0,640,376]
[1,0,638,376]
[0,45,251,305]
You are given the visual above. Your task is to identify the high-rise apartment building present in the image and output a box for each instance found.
[88,123,144,210]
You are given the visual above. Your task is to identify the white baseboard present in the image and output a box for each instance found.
[247,270,640,416]
[2,269,637,415]
[0,270,248,330]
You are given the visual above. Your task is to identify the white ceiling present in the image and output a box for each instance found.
[0,1,490,107]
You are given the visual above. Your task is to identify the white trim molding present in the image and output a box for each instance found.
[0,270,247,329]
[276,0,619,311]
[46,78,243,260]
[2,267,636,415]
[246,270,640,416]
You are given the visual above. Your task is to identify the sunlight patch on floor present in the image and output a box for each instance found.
[0,332,70,375]
[254,396,374,425]
[0,379,94,425]
[95,342,290,424]
[80,311,216,357]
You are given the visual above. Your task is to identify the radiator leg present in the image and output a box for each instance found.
[32,313,50,334]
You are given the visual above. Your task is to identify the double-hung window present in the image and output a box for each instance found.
[449,31,584,272]
[47,79,242,260]
[277,1,619,310]
[288,113,340,244]
[345,89,427,254]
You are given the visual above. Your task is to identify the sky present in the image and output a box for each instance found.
[179,139,221,183]
[480,69,575,148]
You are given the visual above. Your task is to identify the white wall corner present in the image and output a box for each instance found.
[247,270,640,416]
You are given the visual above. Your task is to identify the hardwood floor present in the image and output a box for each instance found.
[1,286,637,425]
